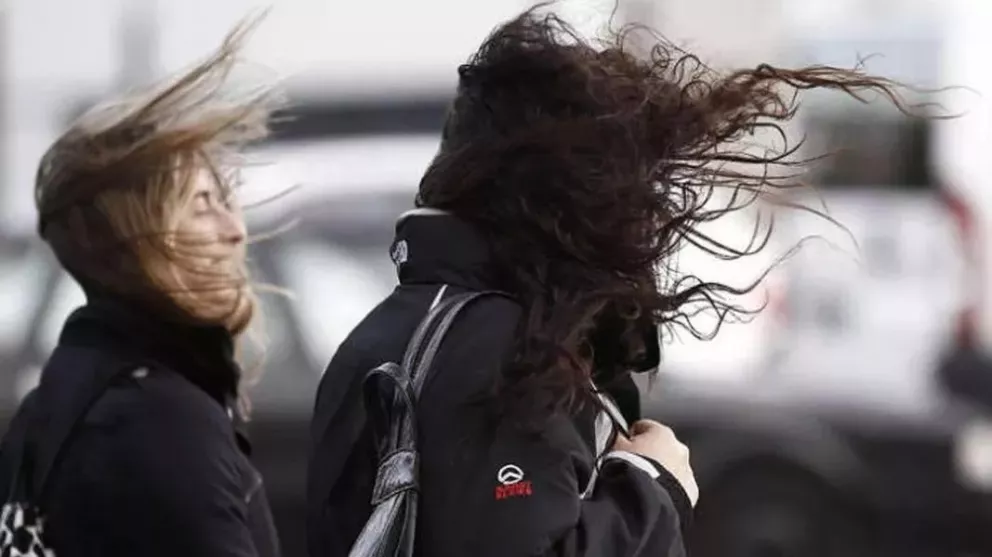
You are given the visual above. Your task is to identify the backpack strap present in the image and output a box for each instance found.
[366,290,508,460]
[399,287,466,374]
[351,289,509,557]
[10,351,146,506]
[405,290,509,396]
[2,392,39,504]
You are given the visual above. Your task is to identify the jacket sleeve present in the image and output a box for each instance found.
[415,298,691,557]
[99,379,263,557]
[422,412,691,557]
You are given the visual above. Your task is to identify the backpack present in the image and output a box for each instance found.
[348,290,505,557]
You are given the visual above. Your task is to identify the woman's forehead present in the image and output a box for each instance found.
[191,166,224,191]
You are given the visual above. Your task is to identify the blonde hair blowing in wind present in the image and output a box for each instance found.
[35,13,282,337]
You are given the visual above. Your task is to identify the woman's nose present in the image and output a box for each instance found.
[219,208,246,246]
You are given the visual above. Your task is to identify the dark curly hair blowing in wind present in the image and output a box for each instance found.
[416,7,924,421]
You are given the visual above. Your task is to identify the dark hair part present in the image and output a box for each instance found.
[417,6,930,420]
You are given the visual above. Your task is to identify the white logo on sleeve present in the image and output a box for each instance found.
[497,464,524,485]
[495,464,532,500]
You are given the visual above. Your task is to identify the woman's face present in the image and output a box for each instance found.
[167,167,252,328]
[173,168,246,271]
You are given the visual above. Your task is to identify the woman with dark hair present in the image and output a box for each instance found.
[0,17,282,557]
[307,7,915,557]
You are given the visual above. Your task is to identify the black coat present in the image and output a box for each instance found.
[307,211,691,557]
[0,299,281,557]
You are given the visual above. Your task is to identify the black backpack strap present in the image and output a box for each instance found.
[366,290,506,464]
[11,357,146,506]
[369,290,505,450]
[351,289,509,557]
[405,290,508,396]
[399,289,470,375]
[2,392,40,504]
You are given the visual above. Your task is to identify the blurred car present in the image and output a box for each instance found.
[645,112,992,557]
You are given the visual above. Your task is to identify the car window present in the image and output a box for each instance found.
[38,272,86,355]
[271,239,396,373]
[0,244,51,353]
[238,284,295,373]
[5,271,85,403]
[804,115,935,191]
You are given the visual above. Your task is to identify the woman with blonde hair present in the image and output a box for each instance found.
[0,16,282,557]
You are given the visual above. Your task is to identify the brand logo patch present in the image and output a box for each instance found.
[495,464,532,500]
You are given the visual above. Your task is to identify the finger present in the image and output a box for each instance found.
[612,433,634,452]
[630,420,656,435]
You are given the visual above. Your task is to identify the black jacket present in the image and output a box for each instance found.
[307,211,691,557]
[0,298,281,557]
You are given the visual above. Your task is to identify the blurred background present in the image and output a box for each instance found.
[2,0,992,556]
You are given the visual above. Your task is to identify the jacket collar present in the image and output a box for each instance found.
[389,208,661,376]
[389,208,499,290]
[56,297,242,411]
[24,298,250,497]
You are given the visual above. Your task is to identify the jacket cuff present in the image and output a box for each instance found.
[602,451,694,536]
